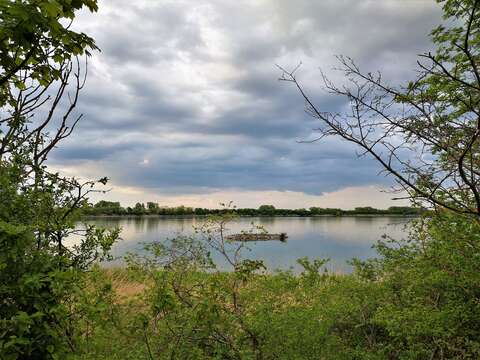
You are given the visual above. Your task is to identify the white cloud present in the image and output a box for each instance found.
[52,0,442,208]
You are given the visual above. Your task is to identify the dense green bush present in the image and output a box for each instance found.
[0,166,118,358]
[0,1,120,358]
[354,213,480,358]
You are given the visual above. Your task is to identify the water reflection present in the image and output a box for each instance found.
[82,216,411,272]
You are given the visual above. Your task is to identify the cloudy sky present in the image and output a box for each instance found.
[52,0,443,209]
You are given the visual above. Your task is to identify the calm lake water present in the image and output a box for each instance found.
[83,216,412,272]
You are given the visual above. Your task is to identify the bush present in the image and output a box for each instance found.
[67,212,480,359]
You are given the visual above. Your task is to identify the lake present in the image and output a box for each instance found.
[83,216,412,272]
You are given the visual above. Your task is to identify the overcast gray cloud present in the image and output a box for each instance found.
[51,0,443,206]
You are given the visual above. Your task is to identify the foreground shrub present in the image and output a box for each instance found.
[357,213,480,359]
[67,212,480,360]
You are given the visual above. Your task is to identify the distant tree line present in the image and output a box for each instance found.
[83,201,423,217]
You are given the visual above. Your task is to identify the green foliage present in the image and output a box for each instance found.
[67,211,480,360]
[0,1,120,358]
[395,0,480,214]
[0,165,118,358]
[0,0,99,106]
[258,204,276,216]
[354,212,480,358]
[84,200,423,217]
[0,221,64,359]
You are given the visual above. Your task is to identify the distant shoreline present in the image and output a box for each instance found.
[83,213,420,219]
[83,203,424,218]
